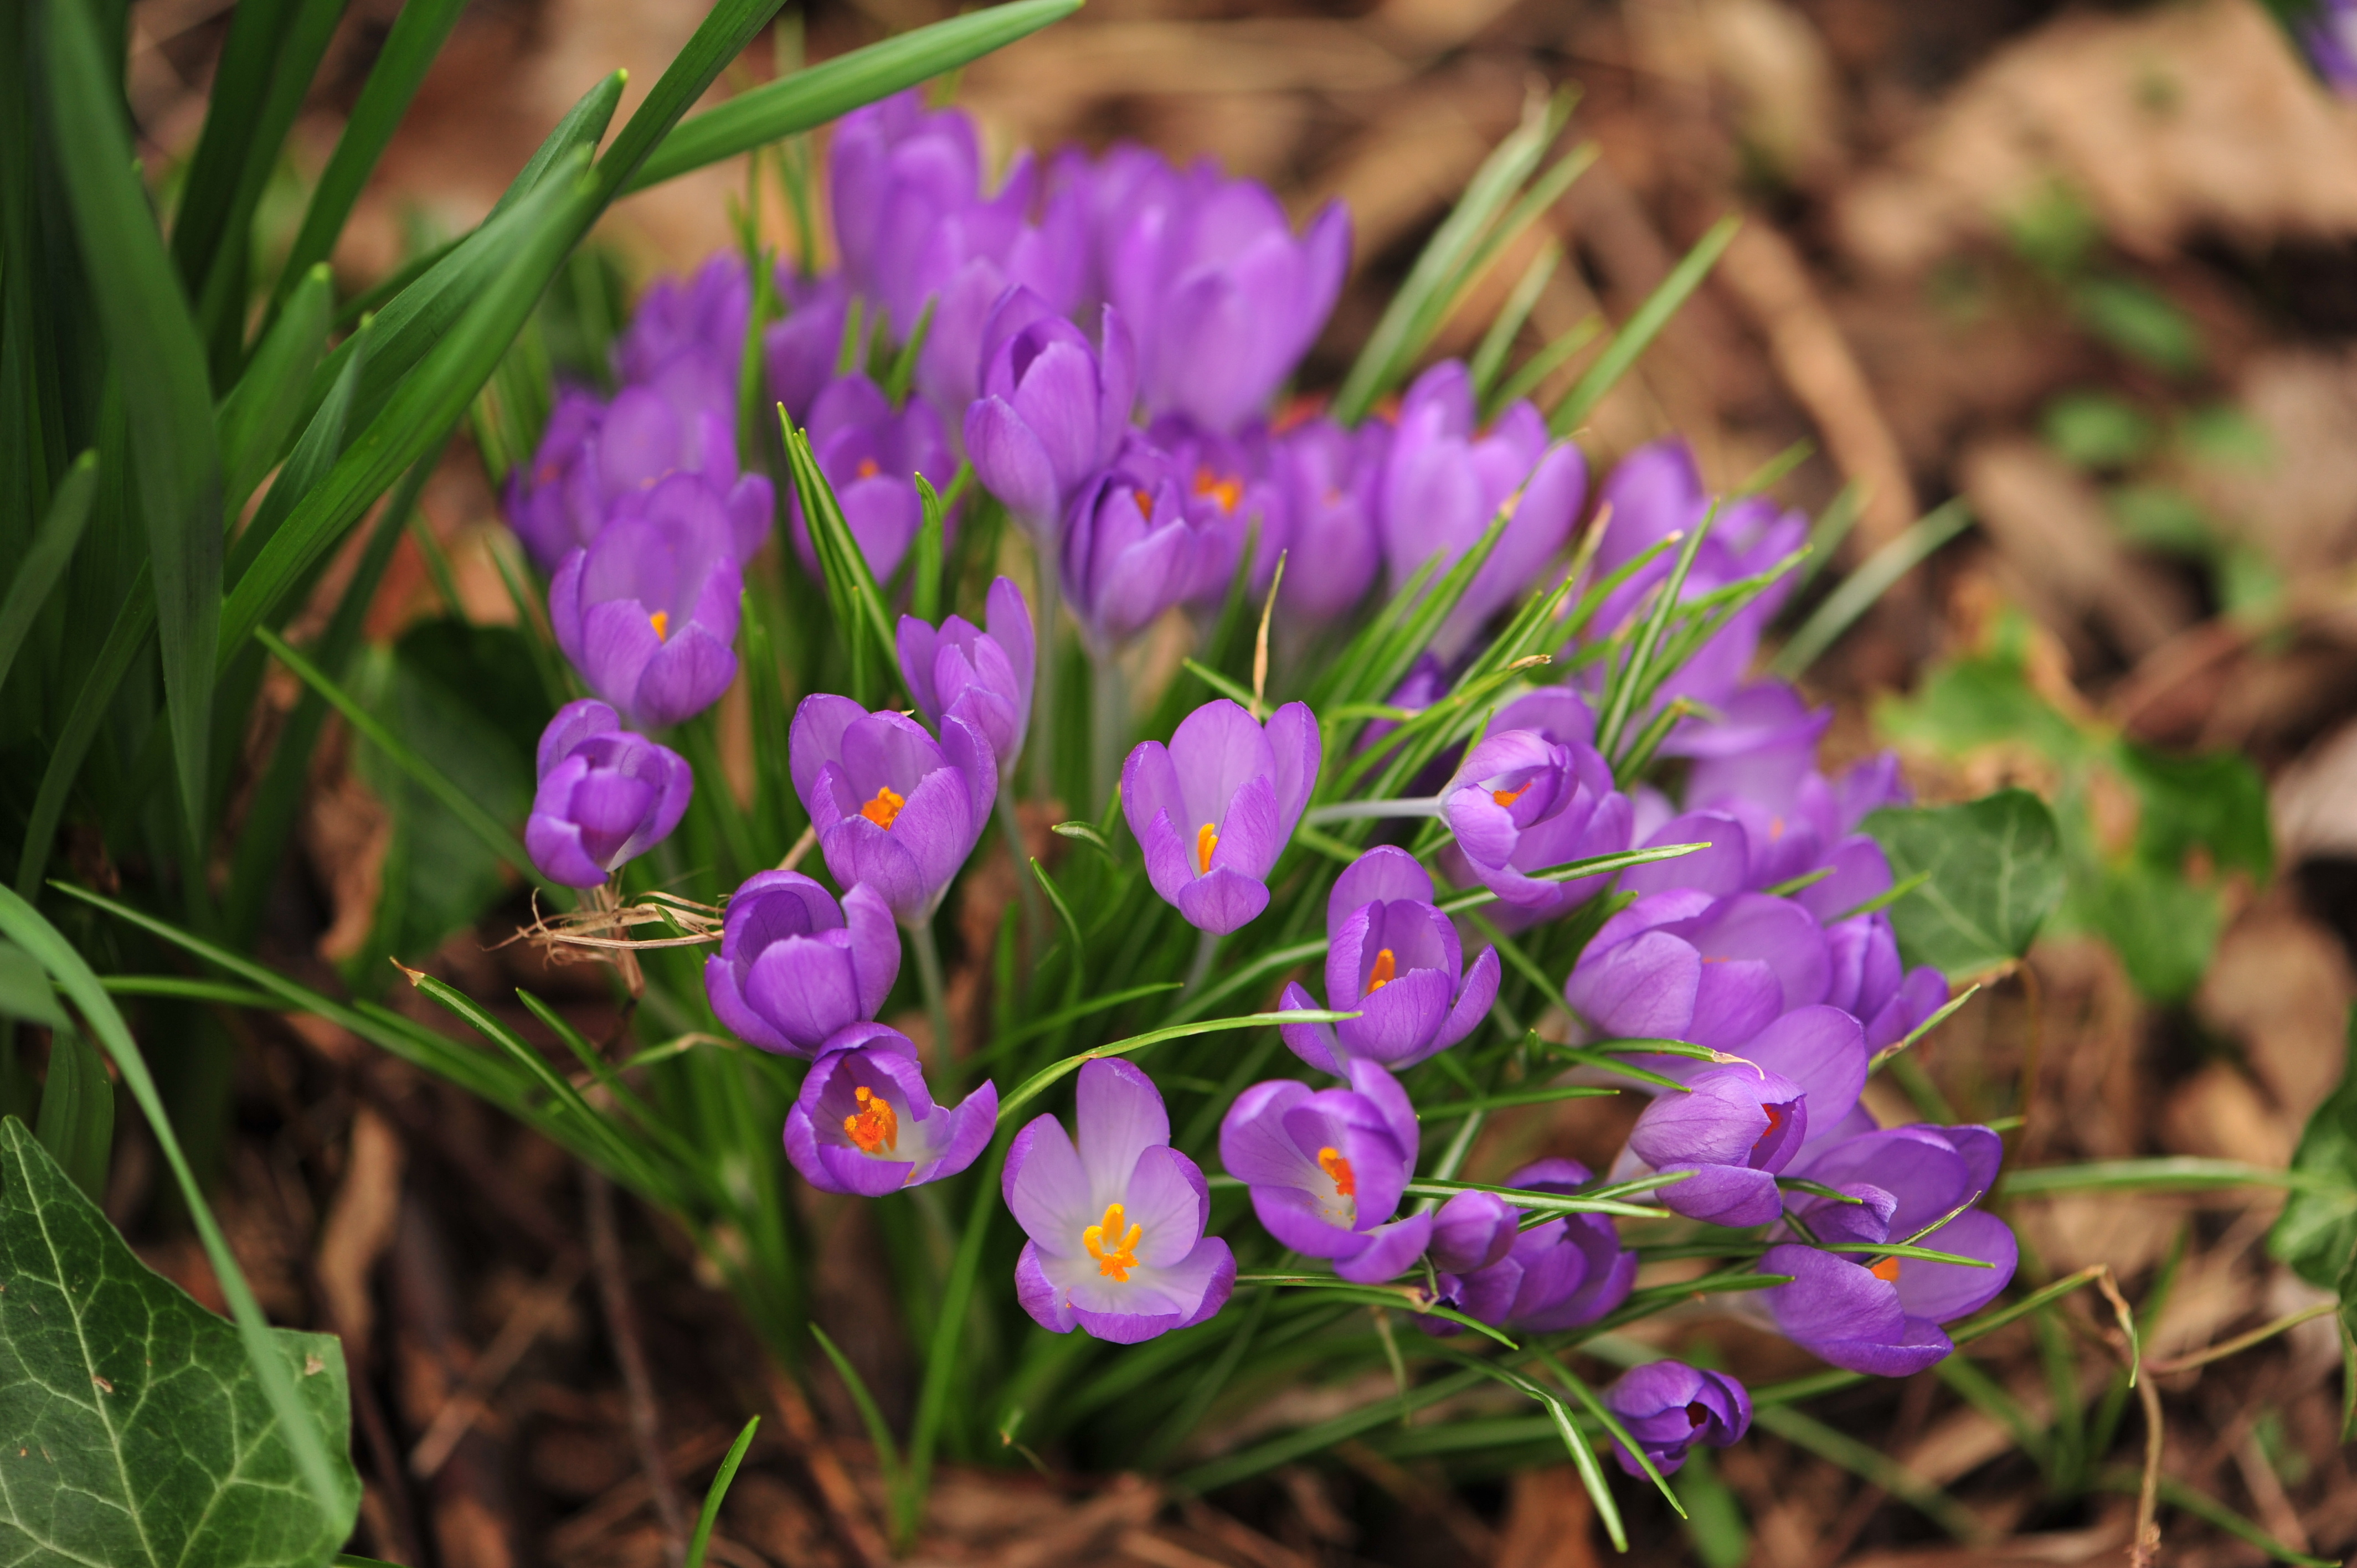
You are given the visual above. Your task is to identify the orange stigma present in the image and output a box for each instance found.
[1132,487,1156,517]
[1754,1102,1787,1148]
[1196,822,1219,874]
[1083,1202,1143,1280]
[861,785,907,829]
[1317,1146,1357,1198]
[1870,1256,1903,1283]
[649,610,670,642]
[842,1086,899,1154]
[1491,781,1531,808]
[855,456,880,481]
[1365,948,1397,994]
[1192,467,1243,514]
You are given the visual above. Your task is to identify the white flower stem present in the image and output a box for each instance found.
[912,914,954,1078]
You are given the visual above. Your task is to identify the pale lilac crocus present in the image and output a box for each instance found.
[1604,1362,1752,1476]
[505,388,771,572]
[524,700,693,888]
[784,1023,995,1195]
[789,695,997,925]
[766,269,852,426]
[613,252,749,419]
[1144,413,1289,597]
[1219,1060,1431,1283]
[1062,436,1239,648]
[1440,728,1634,922]
[1272,415,1389,621]
[897,576,1036,780]
[964,290,1138,543]
[704,873,900,1058]
[548,508,743,729]
[1563,890,1830,1052]
[1623,1066,1809,1226]
[1006,1058,1234,1343]
[1279,847,1499,1074]
[789,374,955,584]
[1121,699,1319,934]
[1416,1159,1637,1335]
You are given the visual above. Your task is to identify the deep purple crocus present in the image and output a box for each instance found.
[1061,436,1240,647]
[790,374,956,584]
[1279,847,1499,1074]
[964,290,1138,543]
[1759,1122,2017,1375]
[2302,0,2357,93]
[766,269,852,426]
[784,1023,995,1195]
[1417,1159,1638,1335]
[704,872,900,1058]
[1623,1066,1809,1226]
[1563,890,1830,1051]
[1006,1057,1235,1343]
[789,695,996,925]
[1603,1361,1752,1476]
[1440,727,1634,922]
[1121,698,1319,934]
[1380,360,1585,656]
[897,575,1036,780]
[613,253,749,420]
[1219,1060,1432,1283]
[505,388,772,573]
[1144,413,1289,597]
[1271,414,1389,622]
[524,700,693,888]
[548,503,743,729]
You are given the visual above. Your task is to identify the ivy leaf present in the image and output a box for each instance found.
[1864,790,2065,979]
[0,1116,358,1566]
[2269,1008,2357,1292]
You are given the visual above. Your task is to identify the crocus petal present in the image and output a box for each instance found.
[1335,1213,1435,1283]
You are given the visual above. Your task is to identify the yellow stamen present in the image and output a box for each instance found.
[856,456,881,480]
[861,785,907,829]
[1365,948,1397,995]
[649,610,670,642]
[1870,1256,1902,1283]
[1491,782,1531,808]
[842,1086,899,1154]
[1192,466,1243,514]
[1318,1146,1357,1198]
[1082,1201,1143,1280]
[1196,822,1219,875]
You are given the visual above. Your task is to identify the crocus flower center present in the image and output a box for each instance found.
[1132,487,1156,517]
[1686,1402,1711,1429]
[1754,1103,1787,1149]
[842,1086,899,1154]
[856,457,881,481]
[1870,1256,1902,1283]
[1365,948,1397,994]
[1192,467,1243,514]
[650,610,670,642]
[862,785,907,829]
[1491,781,1531,808]
[1317,1146,1357,1198]
[1196,822,1219,874]
[1083,1202,1143,1281]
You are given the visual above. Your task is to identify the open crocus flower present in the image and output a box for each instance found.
[1414,1159,1638,1335]
[1061,436,1239,648]
[1279,847,1499,1074]
[1603,1361,1752,1477]
[1121,698,1319,934]
[549,505,743,730]
[1219,1060,1432,1283]
[784,1023,996,1196]
[1623,1066,1809,1226]
[790,374,955,585]
[1143,413,1289,597]
[965,291,1138,544]
[1440,728,1633,922]
[1006,1058,1234,1343]
[897,576,1035,780]
[1758,1122,2016,1376]
[704,873,900,1058]
[1563,889,1830,1052]
[505,385,773,573]
[1272,415,1387,622]
[790,696,996,925]
[524,700,693,888]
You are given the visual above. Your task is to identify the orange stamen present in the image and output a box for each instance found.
[856,456,881,480]
[1365,948,1397,995]
[1082,1202,1143,1280]
[1491,782,1531,809]
[1192,467,1243,514]
[861,785,907,829]
[842,1086,899,1154]
[1870,1256,1903,1283]
[1196,822,1219,875]
[1131,487,1156,517]
[649,610,670,642]
[1317,1146,1357,1198]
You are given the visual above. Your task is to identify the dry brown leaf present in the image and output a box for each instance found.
[2196,893,2356,1123]
[2158,1062,2294,1170]
[316,1106,406,1356]
[2186,347,2357,579]
[1492,1466,1598,1568]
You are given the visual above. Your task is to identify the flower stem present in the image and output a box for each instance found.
[1183,927,1221,996]
[1031,556,1061,807]
[1303,797,1447,825]
[1090,644,1128,819]
[911,915,954,1079]
[995,787,1043,961]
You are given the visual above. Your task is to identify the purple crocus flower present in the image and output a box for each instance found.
[789,374,956,585]
[613,253,749,420]
[1271,414,1389,621]
[1121,698,1319,934]
[704,872,900,1058]
[830,91,1013,336]
[789,695,997,925]
[1417,1159,1638,1335]
[1563,890,1830,1051]
[1603,1361,1752,1476]
[548,504,743,729]
[1279,847,1499,1074]
[1099,152,1349,433]
[1061,436,1240,648]
[1439,727,1634,922]
[897,576,1036,780]
[1219,1060,1432,1283]
[766,269,852,426]
[784,1023,996,1195]
[1624,1066,1809,1226]
[1380,360,1585,656]
[524,700,693,888]
[1005,1058,1235,1343]
[2301,0,2357,95]
[504,389,772,573]
[1144,413,1289,597]
[964,290,1138,543]
[1759,1122,2017,1375]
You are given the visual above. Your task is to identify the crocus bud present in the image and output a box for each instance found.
[524,700,693,888]
[1004,1058,1234,1343]
[704,873,900,1057]
[784,1023,996,1195]
[1603,1361,1752,1476]
[1439,728,1633,922]
[1061,438,1238,648]
[613,254,749,415]
[897,576,1036,780]
[789,695,997,925]
[1219,1061,1432,1284]
[548,505,743,729]
[790,373,955,584]
[1414,1159,1636,1337]
[1121,699,1319,934]
[1279,847,1499,1074]
[1624,1066,1809,1226]
[765,269,852,426]
[1427,1190,1519,1276]
[963,292,1138,542]
[1272,415,1388,622]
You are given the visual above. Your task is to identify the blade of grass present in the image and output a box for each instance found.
[0,450,95,695]
[1769,497,1971,678]
[996,1008,1357,1123]
[1470,242,1560,401]
[1553,214,1740,436]
[220,264,332,512]
[1749,1405,1980,1540]
[685,1416,760,1568]
[811,1322,905,1499]
[14,570,152,897]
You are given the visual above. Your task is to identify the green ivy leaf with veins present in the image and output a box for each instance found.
[0,1117,358,1567]
[1865,790,2066,980]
